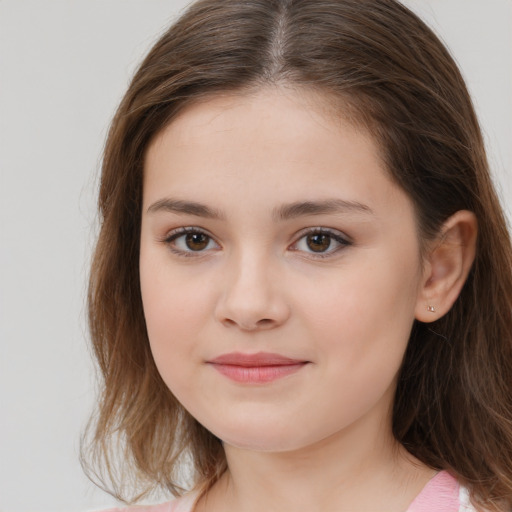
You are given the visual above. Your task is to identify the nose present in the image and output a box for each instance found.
[214,253,290,331]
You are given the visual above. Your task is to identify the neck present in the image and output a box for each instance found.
[195,400,434,512]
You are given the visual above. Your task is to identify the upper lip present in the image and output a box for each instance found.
[207,352,308,367]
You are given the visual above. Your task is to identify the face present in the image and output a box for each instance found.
[140,88,426,453]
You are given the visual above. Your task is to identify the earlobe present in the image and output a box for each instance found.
[415,210,477,323]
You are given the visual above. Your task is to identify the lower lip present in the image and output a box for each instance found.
[209,363,307,383]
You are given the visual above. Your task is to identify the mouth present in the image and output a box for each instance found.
[206,352,310,384]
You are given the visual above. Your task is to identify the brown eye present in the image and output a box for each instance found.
[165,229,218,255]
[185,232,210,251]
[306,233,332,252]
[291,229,350,257]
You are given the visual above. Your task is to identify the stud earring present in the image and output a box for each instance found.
[427,305,436,313]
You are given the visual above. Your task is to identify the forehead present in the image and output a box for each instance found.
[148,86,374,152]
[143,87,407,218]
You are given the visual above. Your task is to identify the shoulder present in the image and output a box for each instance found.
[94,492,198,512]
[407,471,478,512]
[458,485,478,512]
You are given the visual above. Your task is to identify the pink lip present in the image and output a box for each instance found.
[207,352,309,383]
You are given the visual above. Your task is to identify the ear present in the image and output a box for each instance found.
[415,210,477,323]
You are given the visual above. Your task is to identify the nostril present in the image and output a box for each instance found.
[221,317,274,331]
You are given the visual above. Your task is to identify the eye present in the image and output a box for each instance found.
[291,228,351,257]
[304,233,332,252]
[164,228,219,255]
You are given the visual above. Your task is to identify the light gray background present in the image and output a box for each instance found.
[0,1,510,511]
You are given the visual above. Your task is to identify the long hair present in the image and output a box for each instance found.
[83,0,512,509]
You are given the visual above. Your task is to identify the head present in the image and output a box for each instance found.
[85,0,512,508]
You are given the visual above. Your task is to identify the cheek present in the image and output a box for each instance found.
[297,250,420,382]
[299,253,419,335]
[139,251,210,385]
[141,286,208,408]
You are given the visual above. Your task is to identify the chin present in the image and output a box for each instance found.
[222,436,304,453]
[207,420,318,453]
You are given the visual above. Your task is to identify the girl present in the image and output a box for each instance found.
[84,0,512,511]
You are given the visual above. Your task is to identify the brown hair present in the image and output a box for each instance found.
[83,0,512,509]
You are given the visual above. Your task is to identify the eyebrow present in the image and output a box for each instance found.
[273,199,374,221]
[146,197,373,220]
[146,198,225,219]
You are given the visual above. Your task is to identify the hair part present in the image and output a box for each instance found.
[83,1,512,509]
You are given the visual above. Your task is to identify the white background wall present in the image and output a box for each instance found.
[0,1,510,511]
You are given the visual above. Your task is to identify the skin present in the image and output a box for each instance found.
[139,87,476,512]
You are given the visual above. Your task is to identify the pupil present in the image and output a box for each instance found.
[186,233,208,251]
[307,234,331,252]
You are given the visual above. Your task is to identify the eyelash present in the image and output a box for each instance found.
[290,227,352,258]
[161,226,352,259]
[162,227,219,258]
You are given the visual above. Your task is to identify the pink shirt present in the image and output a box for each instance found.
[100,470,475,512]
